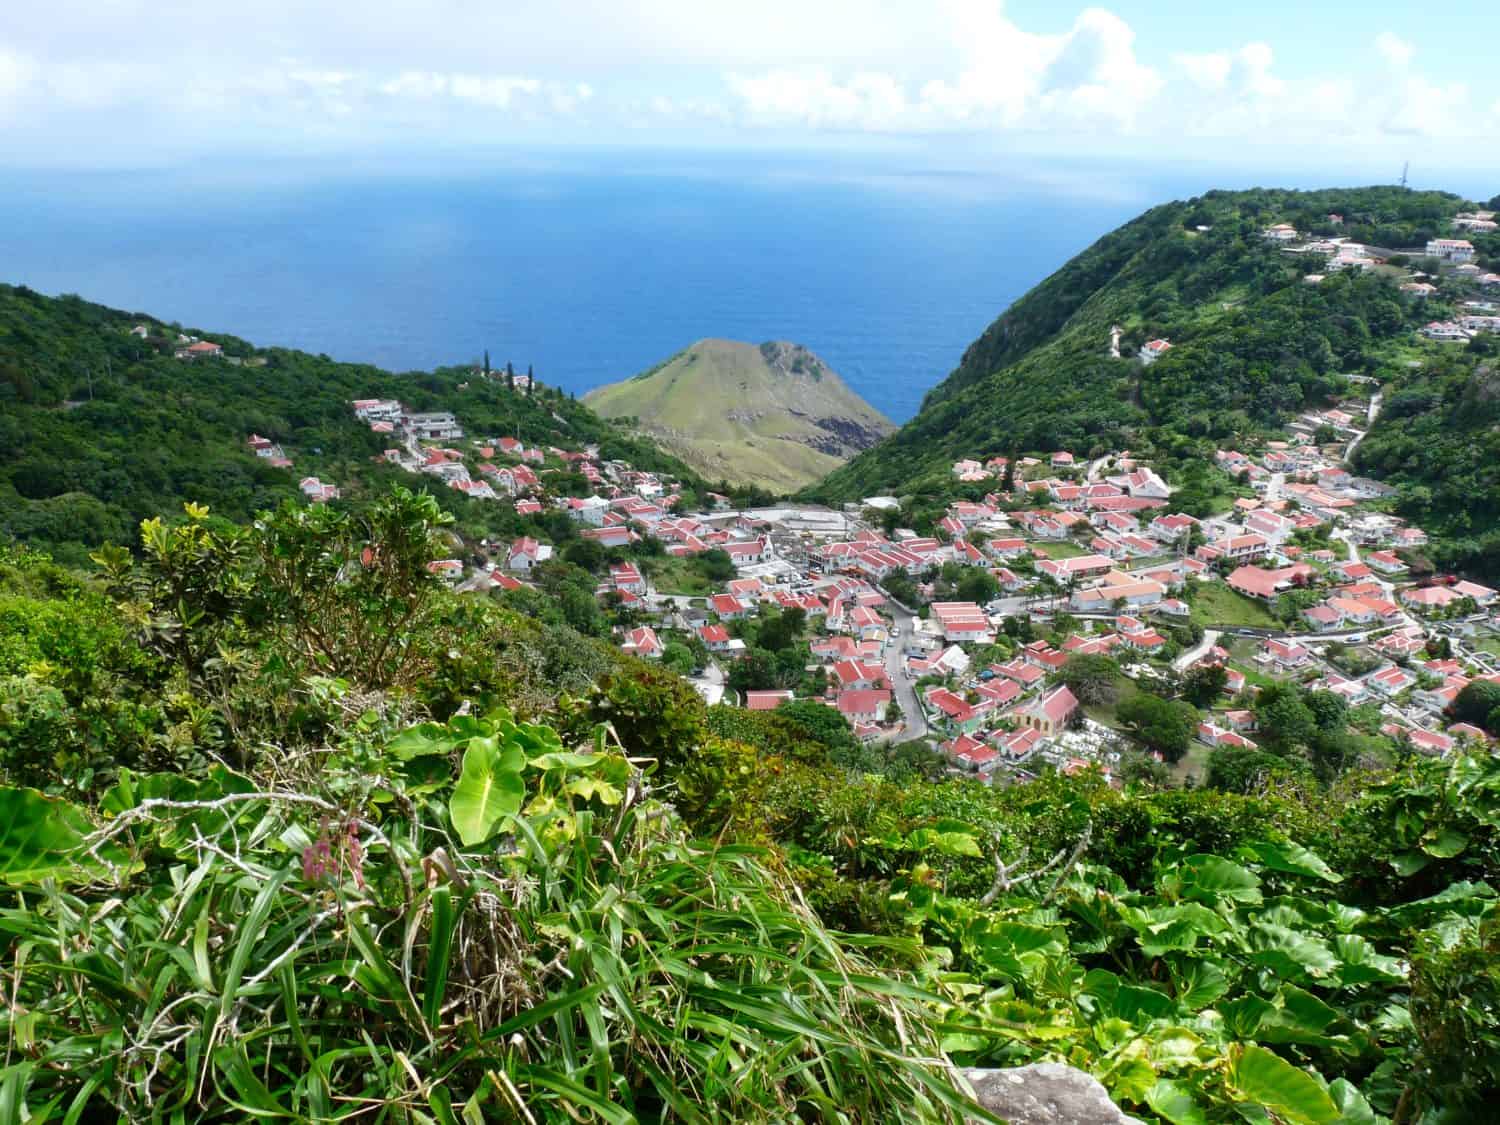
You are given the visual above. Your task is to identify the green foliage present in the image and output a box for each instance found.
[1117,691,1198,762]
[0,715,980,1121]
[0,283,707,563]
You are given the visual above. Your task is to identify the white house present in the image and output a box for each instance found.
[1425,239,1475,263]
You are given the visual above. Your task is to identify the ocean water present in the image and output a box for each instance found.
[3,154,1200,421]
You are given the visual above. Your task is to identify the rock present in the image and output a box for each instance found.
[960,1064,1144,1125]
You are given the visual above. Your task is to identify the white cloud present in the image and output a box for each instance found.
[1375,32,1414,68]
[0,2,1495,163]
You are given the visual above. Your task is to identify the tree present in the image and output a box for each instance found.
[1059,653,1118,705]
[1117,693,1197,762]
[1449,681,1500,731]
[955,567,999,604]
[483,349,490,377]
[1118,749,1171,788]
[1206,743,1300,793]
[695,549,735,584]
[727,648,778,694]
[506,362,515,391]
[661,642,695,677]
[1254,684,1317,752]
[1181,662,1228,707]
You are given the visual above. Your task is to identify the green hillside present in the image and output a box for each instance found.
[0,284,704,564]
[809,184,1500,575]
[585,338,893,491]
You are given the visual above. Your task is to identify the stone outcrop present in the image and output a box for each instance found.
[961,1064,1144,1125]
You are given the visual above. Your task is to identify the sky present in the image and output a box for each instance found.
[1,1,1498,185]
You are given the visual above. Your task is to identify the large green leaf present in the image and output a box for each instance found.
[1147,1078,1210,1125]
[1170,958,1230,1010]
[0,787,107,886]
[1332,935,1404,986]
[448,736,526,847]
[1178,855,1262,904]
[1226,1045,1339,1125]
[1328,1079,1376,1125]
[1420,826,1468,858]
[1243,841,1342,883]
[1247,923,1339,981]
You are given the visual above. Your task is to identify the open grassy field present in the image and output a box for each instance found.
[646,556,713,596]
[1190,582,1281,628]
[1037,540,1091,560]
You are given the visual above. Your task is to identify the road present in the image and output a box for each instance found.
[1173,629,1221,672]
[1265,472,1285,503]
[690,659,725,706]
[883,599,929,741]
[1342,390,1383,465]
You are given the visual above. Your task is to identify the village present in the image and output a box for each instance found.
[228,356,1500,793]
[225,196,1500,793]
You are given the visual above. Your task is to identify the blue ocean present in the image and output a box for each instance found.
[0,153,1328,421]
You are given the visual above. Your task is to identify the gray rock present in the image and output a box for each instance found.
[961,1063,1144,1125]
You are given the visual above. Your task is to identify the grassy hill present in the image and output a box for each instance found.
[0,284,707,564]
[807,185,1500,575]
[585,338,893,491]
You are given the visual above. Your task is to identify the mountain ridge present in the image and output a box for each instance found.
[584,337,893,491]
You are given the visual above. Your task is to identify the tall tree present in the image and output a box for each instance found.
[506,361,515,391]
[483,349,490,377]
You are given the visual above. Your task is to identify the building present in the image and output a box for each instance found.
[1138,339,1172,364]
[403,412,464,441]
[620,626,664,660]
[745,690,794,711]
[507,536,553,571]
[1425,238,1475,263]
[1015,684,1079,736]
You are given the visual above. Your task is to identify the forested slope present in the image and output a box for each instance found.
[0,284,701,563]
[813,189,1456,466]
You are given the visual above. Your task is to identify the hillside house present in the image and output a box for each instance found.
[507,537,553,571]
[404,412,464,440]
[1138,339,1172,364]
[745,690,794,711]
[1425,238,1475,263]
[620,626,664,660]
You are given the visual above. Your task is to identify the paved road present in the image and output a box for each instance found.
[1343,391,1383,465]
[1173,629,1221,672]
[1265,472,1285,502]
[883,600,929,741]
[690,659,725,706]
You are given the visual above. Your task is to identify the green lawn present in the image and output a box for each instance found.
[1189,583,1281,628]
[1038,540,1091,560]
[1472,635,1500,659]
[648,556,712,596]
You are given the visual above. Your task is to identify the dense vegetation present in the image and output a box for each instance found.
[2,498,1497,1121]
[809,185,1500,574]
[0,284,708,565]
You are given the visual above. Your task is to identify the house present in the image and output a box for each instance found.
[723,539,770,566]
[1365,551,1406,575]
[836,690,891,724]
[1367,665,1416,697]
[925,688,988,734]
[710,593,751,620]
[1138,339,1172,364]
[507,537,553,571]
[745,690,794,711]
[1421,321,1470,342]
[1425,238,1475,263]
[298,476,339,503]
[698,624,733,652]
[1226,565,1300,602]
[1149,513,1197,543]
[990,727,1040,760]
[610,563,646,594]
[945,734,999,774]
[1015,684,1079,736]
[929,601,993,644]
[1262,223,1298,242]
[176,340,223,360]
[403,412,464,441]
[620,626,664,660]
[1261,637,1311,667]
[1038,554,1116,585]
[1197,722,1258,750]
[567,497,611,526]
[1453,580,1498,607]
[1401,585,1461,613]
[831,660,887,692]
[1401,282,1437,298]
